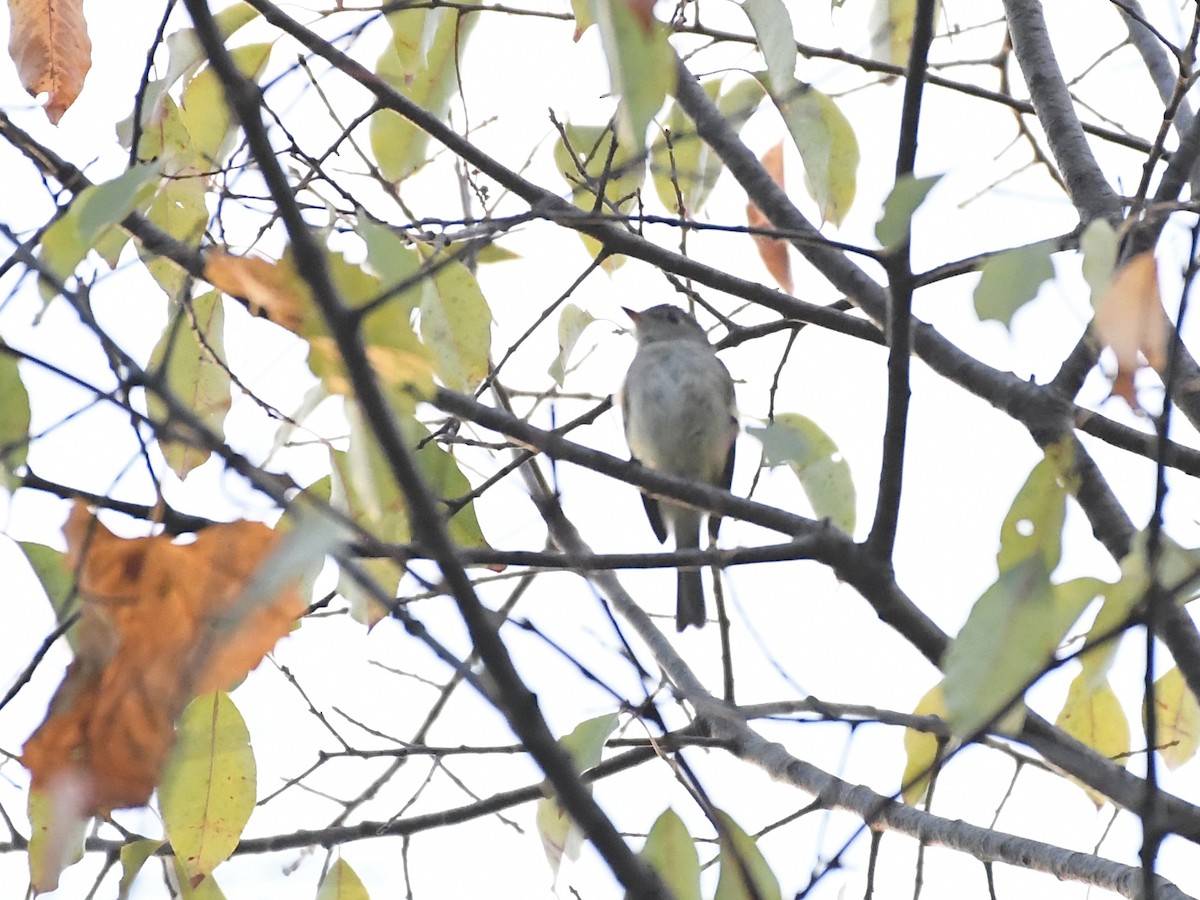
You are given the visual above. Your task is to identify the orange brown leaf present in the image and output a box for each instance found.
[1092,251,1168,409]
[22,503,304,818]
[746,142,793,294]
[204,249,309,332]
[7,0,92,124]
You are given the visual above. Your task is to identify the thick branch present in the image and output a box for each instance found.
[1002,0,1125,222]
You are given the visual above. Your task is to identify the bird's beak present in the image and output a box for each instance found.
[622,307,641,322]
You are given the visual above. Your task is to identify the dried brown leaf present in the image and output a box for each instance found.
[1093,251,1168,409]
[204,250,308,332]
[747,142,792,294]
[22,503,304,816]
[8,0,92,123]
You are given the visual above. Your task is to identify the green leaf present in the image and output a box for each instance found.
[1080,218,1119,308]
[651,78,764,217]
[943,570,1103,741]
[1056,672,1130,803]
[651,80,722,216]
[636,809,701,900]
[39,165,159,297]
[316,858,372,900]
[900,681,949,805]
[942,559,1051,737]
[741,0,796,96]
[747,413,856,534]
[406,417,490,549]
[417,247,493,391]
[161,692,256,889]
[147,291,232,480]
[0,351,31,487]
[536,714,619,879]
[18,542,80,650]
[548,303,597,385]
[995,440,1074,575]
[767,78,859,225]
[559,712,619,770]
[330,413,410,545]
[973,240,1056,328]
[332,408,490,552]
[943,445,1101,738]
[875,173,942,247]
[369,2,482,182]
[118,839,165,899]
[141,177,210,296]
[554,123,646,269]
[181,43,273,166]
[713,811,782,900]
[589,0,676,153]
[1145,666,1200,771]
[357,218,426,314]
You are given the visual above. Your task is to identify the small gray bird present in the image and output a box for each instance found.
[621,305,738,630]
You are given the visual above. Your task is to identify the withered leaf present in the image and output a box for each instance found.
[22,503,304,817]
[746,142,793,294]
[8,0,92,123]
[204,249,309,332]
[1092,251,1168,410]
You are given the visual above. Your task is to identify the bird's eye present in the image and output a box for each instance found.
[667,311,679,323]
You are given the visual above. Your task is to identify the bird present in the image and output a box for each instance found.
[621,304,738,630]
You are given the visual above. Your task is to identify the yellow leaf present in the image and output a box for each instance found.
[636,809,701,900]
[1145,666,1200,770]
[417,248,493,390]
[869,0,941,72]
[147,292,232,479]
[714,811,782,900]
[1056,672,1130,804]
[316,859,371,900]
[900,682,949,805]
[8,0,92,123]
[118,838,164,899]
[161,693,256,888]
[553,123,645,270]
[368,2,482,182]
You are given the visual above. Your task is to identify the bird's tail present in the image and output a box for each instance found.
[674,511,706,630]
[676,568,706,630]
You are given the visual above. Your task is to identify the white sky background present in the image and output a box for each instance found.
[2,0,1200,898]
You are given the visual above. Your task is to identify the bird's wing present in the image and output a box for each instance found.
[708,428,736,541]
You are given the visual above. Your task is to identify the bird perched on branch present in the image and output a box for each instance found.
[621,305,738,630]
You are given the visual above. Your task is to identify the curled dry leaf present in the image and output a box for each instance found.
[204,250,308,332]
[22,503,305,816]
[1092,251,1168,409]
[746,142,793,294]
[8,0,92,123]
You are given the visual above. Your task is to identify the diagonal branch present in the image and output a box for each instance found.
[1002,0,1125,222]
